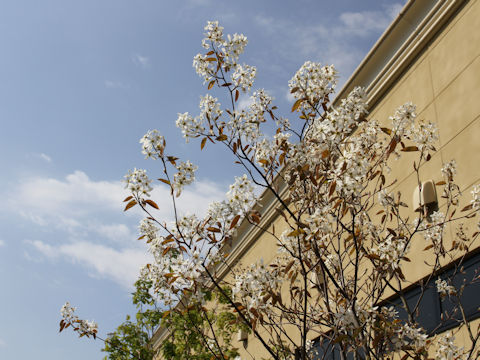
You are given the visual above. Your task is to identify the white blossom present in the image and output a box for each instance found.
[173,160,197,195]
[232,259,280,311]
[372,234,409,270]
[232,64,256,92]
[60,301,77,322]
[436,278,456,297]
[391,102,416,136]
[226,175,256,214]
[139,218,159,242]
[199,94,222,122]
[124,168,153,197]
[397,324,428,351]
[60,302,98,337]
[223,33,248,64]
[202,21,224,49]
[193,53,212,83]
[140,129,165,159]
[289,62,337,112]
[378,189,393,208]
[408,120,438,151]
[471,185,480,209]
[442,160,457,181]
[423,211,445,244]
[435,332,465,360]
[176,112,205,141]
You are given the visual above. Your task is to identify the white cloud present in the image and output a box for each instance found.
[10,170,227,287]
[132,53,150,68]
[29,240,148,289]
[94,223,132,243]
[0,338,6,348]
[31,152,52,163]
[237,96,254,111]
[10,170,227,235]
[338,6,400,37]
[253,3,404,77]
[10,171,126,229]
[185,0,211,7]
[285,88,295,103]
[0,239,5,247]
[384,3,405,20]
[104,80,129,89]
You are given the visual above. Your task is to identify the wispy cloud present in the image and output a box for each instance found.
[28,240,148,289]
[0,338,6,348]
[132,53,150,68]
[31,152,52,163]
[8,170,227,287]
[94,223,132,243]
[237,96,254,111]
[253,3,404,79]
[185,0,212,8]
[285,88,295,103]
[104,80,129,89]
[0,239,5,247]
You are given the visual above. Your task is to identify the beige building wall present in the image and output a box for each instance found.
[368,0,480,283]
[153,1,480,358]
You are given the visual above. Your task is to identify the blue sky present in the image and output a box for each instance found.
[0,0,405,358]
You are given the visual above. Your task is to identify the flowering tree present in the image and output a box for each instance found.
[61,21,480,360]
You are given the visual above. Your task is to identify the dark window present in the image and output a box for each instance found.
[311,252,480,359]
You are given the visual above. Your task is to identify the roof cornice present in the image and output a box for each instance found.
[335,0,468,109]
[151,0,469,350]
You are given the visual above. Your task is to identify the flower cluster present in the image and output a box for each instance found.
[176,112,205,142]
[194,20,255,93]
[60,302,98,337]
[372,234,409,270]
[232,260,280,311]
[222,33,248,65]
[140,218,207,306]
[391,102,416,136]
[333,304,378,333]
[304,208,331,243]
[207,200,239,236]
[442,160,457,182]
[422,211,445,245]
[139,218,159,242]
[202,21,224,49]
[435,278,456,297]
[408,119,438,151]
[140,129,165,159]
[288,61,337,111]
[249,89,273,121]
[226,175,256,214]
[396,324,428,351]
[471,185,480,210]
[199,94,222,124]
[232,64,257,93]
[173,160,197,196]
[435,332,465,360]
[193,53,212,84]
[125,168,153,197]
[378,189,394,208]
[227,89,275,143]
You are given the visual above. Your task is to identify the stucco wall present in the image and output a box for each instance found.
[369,0,480,284]
[154,1,480,358]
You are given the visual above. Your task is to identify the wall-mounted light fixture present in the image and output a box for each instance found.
[412,180,438,216]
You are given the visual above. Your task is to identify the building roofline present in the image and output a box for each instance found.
[151,0,469,349]
[334,0,468,109]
